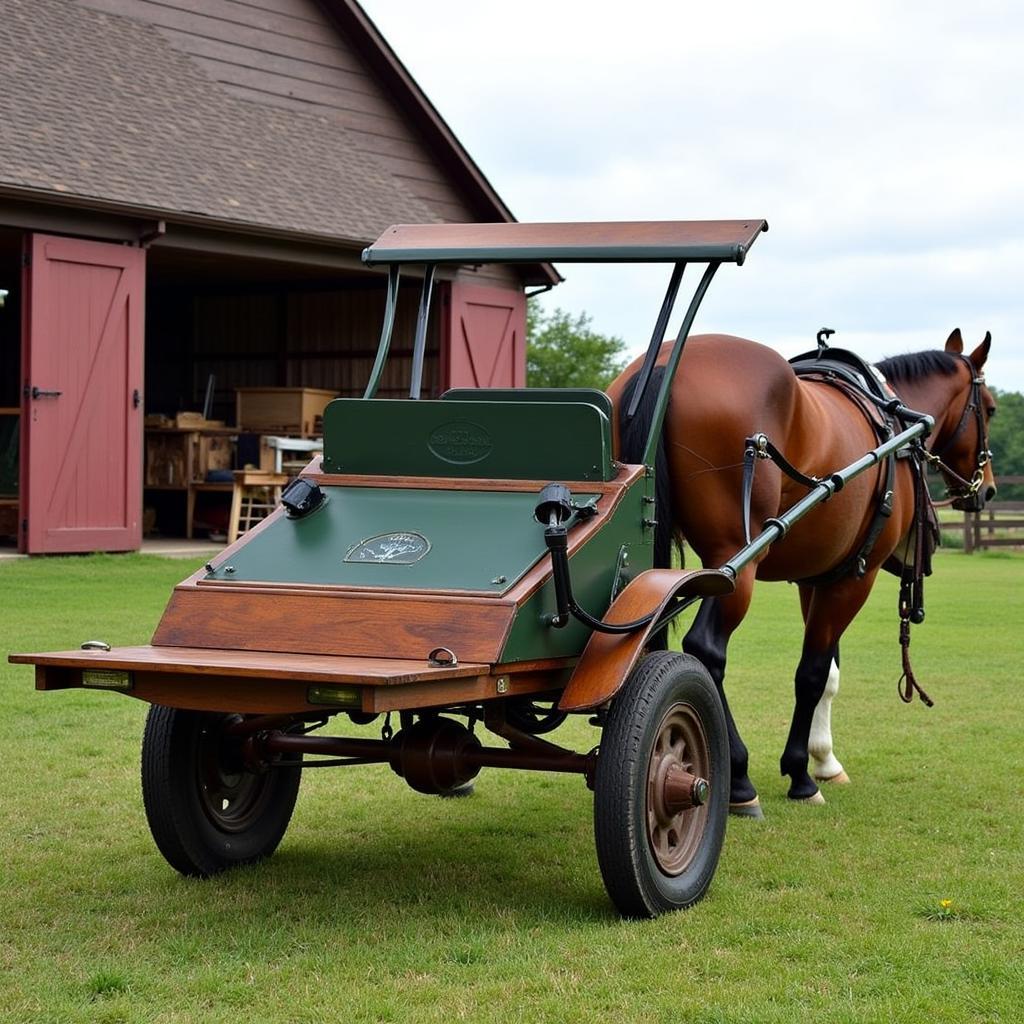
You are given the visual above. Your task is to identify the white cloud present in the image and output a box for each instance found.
[361,0,1024,390]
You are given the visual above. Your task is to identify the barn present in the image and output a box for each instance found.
[0,0,558,554]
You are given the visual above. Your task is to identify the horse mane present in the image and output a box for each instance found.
[875,350,960,384]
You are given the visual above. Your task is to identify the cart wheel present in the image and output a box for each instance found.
[594,651,729,918]
[141,706,301,877]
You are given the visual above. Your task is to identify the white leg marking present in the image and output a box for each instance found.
[809,658,845,781]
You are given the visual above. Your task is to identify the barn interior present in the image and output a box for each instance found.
[0,228,21,543]
[144,249,440,420]
[141,247,439,540]
[0,235,442,544]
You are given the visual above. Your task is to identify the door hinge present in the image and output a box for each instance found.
[22,251,31,268]
[21,518,27,533]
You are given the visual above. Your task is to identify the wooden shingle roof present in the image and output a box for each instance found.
[0,0,442,246]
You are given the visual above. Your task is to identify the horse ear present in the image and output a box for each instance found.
[968,331,992,371]
[944,328,964,353]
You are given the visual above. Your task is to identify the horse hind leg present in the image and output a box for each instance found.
[808,651,850,784]
[682,574,762,817]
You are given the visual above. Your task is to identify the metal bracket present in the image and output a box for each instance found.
[610,544,632,601]
[427,646,458,668]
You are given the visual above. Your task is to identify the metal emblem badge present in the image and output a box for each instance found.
[345,532,431,564]
[427,420,492,464]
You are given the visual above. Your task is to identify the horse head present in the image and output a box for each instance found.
[933,329,998,511]
[878,329,997,511]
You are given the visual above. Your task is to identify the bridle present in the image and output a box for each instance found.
[916,355,992,511]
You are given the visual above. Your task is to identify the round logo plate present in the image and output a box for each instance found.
[344,532,431,565]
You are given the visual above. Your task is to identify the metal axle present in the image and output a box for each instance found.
[259,731,595,777]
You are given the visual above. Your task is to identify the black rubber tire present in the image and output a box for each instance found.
[594,651,729,918]
[141,706,301,877]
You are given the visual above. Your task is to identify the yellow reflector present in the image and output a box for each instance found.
[307,685,361,708]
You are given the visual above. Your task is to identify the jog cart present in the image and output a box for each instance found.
[11,221,934,918]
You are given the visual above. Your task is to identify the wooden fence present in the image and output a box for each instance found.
[962,476,1024,553]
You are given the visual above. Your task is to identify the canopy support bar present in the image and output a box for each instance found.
[362,265,401,400]
[641,261,721,467]
[409,264,436,400]
[624,261,686,423]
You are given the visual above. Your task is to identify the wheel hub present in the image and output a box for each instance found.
[196,717,274,833]
[646,702,710,876]
[661,763,709,815]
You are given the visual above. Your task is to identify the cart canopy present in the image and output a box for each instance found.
[362,220,769,267]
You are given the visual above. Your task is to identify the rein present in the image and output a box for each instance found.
[895,464,935,707]
[893,354,990,704]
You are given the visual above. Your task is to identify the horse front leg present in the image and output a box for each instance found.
[780,644,838,802]
[682,570,760,816]
[808,650,850,784]
[782,575,875,802]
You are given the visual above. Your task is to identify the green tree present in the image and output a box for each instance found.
[989,388,1024,499]
[934,388,1024,500]
[526,304,628,390]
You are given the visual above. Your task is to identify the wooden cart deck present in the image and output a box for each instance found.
[11,646,570,715]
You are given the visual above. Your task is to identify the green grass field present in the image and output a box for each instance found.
[2,551,1022,1023]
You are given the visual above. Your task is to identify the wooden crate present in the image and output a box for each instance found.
[146,430,236,488]
[197,434,233,478]
[145,432,188,487]
[235,388,336,437]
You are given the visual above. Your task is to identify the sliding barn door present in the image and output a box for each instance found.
[21,235,145,553]
[443,281,527,389]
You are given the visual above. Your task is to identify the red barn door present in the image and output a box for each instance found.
[21,235,145,553]
[443,281,526,389]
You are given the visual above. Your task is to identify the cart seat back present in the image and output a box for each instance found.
[441,387,614,422]
[322,396,614,481]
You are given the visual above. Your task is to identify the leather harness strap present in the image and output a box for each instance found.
[741,347,905,585]
[789,372,897,585]
[739,344,941,706]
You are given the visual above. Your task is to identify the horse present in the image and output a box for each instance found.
[607,328,996,814]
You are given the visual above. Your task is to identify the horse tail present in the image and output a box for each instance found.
[617,366,681,573]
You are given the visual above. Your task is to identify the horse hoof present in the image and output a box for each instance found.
[729,797,764,819]
[815,769,850,785]
[791,790,826,805]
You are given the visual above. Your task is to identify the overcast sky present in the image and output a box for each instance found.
[361,0,1022,392]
